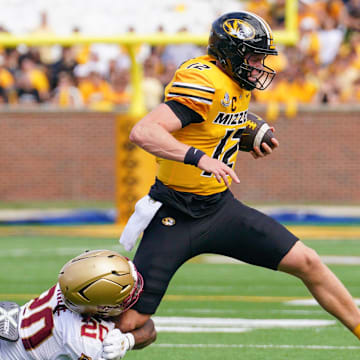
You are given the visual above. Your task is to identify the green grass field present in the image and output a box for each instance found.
[1,228,360,359]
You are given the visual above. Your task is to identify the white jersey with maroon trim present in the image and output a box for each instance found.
[0,283,114,360]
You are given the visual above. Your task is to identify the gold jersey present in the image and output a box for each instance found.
[157,55,252,195]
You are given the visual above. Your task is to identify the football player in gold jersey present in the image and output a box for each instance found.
[118,11,360,342]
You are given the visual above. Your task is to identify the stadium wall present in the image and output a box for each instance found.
[235,106,360,205]
[1,107,359,205]
[0,110,116,202]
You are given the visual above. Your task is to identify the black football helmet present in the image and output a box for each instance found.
[208,11,278,91]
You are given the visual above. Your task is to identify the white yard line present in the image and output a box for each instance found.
[152,317,335,333]
[320,256,360,265]
[153,317,335,328]
[286,298,360,306]
[153,343,360,350]
[156,326,252,333]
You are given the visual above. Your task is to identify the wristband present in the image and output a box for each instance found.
[184,146,205,166]
[125,332,135,350]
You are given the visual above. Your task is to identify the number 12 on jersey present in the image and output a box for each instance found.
[202,128,244,177]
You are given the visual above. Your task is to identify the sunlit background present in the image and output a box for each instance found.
[1,2,360,359]
[0,0,359,222]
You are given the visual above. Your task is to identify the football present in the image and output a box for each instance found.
[238,112,275,152]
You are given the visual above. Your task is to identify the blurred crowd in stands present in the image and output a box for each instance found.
[0,0,359,113]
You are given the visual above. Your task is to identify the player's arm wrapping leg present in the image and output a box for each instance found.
[113,312,156,349]
[131,318,157,349]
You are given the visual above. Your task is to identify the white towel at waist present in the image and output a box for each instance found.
[119,195,162,251]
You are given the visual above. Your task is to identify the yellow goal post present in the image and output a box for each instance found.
[0,0,298,117]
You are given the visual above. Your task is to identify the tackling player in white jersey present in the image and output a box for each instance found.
[0,249,156,360]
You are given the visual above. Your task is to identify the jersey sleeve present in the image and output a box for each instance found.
[165,66,215,121]
[165,100,204,127]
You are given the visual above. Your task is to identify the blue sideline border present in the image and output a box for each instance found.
[1,208,360,226]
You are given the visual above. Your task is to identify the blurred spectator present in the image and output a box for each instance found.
[108,70,131,107]
[78,70,113,110]
[301,56,321,91]
[0,1,357,112]
[246,0,271,23]
[332,46,359,95]
[316,75,341,104]
[49,46,78,89]
[90,43,126,78]
[254,65,318,106]
[301,0,328,21]
[4,49,20,76]
[17,56,50,102]
[298,17,321,64]
[151,25,167,60]
[265,45,288,73]
[341,0,360,33]
[269,0,286,29]
[74,51,108,80]
[161,27,203,68]
[107,59,118,82]
[114,49,131,72]
[158,62,178,90]
[15,75,41,105]
[30,11,61,65]
[0,87,7,104]
[326,0,344,27]
[142,56,164,110]
[0,55,15,102]
[0,24,10,57]
[350,32,360,68]
[51,71,83,108]
[317,16,344,66]
[348,76,360,103]
[289,69,318,104]
[71,26,91,65]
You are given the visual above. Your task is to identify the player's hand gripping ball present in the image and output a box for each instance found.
[239,112,274,152]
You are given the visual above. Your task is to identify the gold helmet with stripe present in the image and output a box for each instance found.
[58,249,143,318]
[208,11,278,91]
